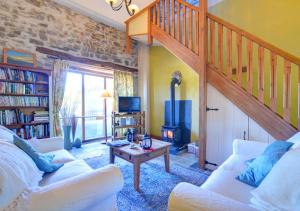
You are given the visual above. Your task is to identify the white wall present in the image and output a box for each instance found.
[207,84,275,167]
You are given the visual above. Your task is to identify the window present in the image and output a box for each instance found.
[63,68,113,142]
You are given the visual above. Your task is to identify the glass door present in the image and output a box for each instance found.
[84,75,105,140]
[63,70,113,142]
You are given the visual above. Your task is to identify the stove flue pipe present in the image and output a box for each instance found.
[170,75,181,127]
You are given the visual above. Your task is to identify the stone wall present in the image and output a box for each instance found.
[0,0,138,68]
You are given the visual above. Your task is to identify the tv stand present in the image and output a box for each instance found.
[111,111,145,141]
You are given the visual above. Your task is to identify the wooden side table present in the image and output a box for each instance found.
[109,139,171,191]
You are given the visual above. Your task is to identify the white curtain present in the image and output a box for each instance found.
[52,60,69,136]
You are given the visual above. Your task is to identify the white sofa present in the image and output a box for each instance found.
[0,126,124,211]
[168,139,270,211]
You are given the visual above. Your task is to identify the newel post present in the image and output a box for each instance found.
[198,0,208,169]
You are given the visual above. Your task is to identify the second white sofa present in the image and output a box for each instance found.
[0,126,124,211]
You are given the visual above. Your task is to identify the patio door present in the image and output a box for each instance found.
[63,70,113,142]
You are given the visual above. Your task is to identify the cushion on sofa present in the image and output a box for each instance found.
[13,135,64,173]
[201,166,255,204]
[251,148,300,210]
[40,160,92,186]
[0,140,43,209]
[44,149,75,164]
[236,141,294,187]
[0,125,16,143]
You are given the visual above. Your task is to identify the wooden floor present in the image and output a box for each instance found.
[70,141,198,168]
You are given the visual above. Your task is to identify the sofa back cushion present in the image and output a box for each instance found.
[13,136,63,173]
[0,140,43,210]
[251,147,300,210]
[0,125,16,143]
[236,141,294,187]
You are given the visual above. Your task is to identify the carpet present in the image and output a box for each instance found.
[85,155,210,211]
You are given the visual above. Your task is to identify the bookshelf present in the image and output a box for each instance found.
[111,111,145,141]
[0,63,51,139]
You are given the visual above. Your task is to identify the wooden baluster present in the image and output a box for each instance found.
[210,19,215,65]
[176,2,180,41]
[166,0,170,34]
[283,60,291,122]
[182,5,186,46]
[258,46,265,103]
[218,23,223,73]
[148,8,153,45]
[227,29,232,79]
[195,11,199,54]
[270,52,277,112]
[236,33,242,86]
[188,8,193,50]
[171,0,175,37]
[247,40,253,94]
[162,0,165,30]
[153,5,157,25]
[157,2,160,28]
[298,65,300,129]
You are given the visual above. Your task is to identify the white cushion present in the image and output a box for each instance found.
[44,149,75,164]
[0,125,16,143]
[251,148,300,211]
[0,140,43,209]
[201,160,255,204]
[286,132,300,143]
[40,160,92,186]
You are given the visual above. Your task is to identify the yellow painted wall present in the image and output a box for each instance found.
[209,0,300,127]
[150,46,199,141]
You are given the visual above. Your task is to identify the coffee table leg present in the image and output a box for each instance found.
[134,159,140,191]
[164,147,170,173]
[110,147,115,164]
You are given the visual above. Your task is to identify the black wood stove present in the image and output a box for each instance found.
[161,71,186,151]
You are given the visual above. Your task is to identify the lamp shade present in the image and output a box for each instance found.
[100,89,113,98]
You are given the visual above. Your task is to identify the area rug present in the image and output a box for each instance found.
[85,155,210,211]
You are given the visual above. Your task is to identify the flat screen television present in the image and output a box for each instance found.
[118,96,141,113]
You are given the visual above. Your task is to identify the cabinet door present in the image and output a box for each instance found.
[207,85,248,166]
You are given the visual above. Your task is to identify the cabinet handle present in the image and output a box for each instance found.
[206,107,220,112]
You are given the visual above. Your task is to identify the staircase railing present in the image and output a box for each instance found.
[207,13,300,129]
[149,0,201,55]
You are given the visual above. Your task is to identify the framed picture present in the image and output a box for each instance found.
[3,48,37,67]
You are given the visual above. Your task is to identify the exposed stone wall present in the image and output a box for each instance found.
[0,0,138,68]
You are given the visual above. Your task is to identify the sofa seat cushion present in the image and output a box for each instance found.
[45,149,75,164]
[40,160,92,186]
[201,168,254,204]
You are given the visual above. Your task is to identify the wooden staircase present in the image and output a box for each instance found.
[125,0,299,167]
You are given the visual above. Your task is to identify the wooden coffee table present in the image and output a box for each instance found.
[109,139,171,191]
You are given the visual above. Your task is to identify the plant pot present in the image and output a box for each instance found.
[63,125,72,150]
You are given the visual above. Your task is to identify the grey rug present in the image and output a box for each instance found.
[85,155,210,211]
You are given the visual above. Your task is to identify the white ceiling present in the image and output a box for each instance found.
[55,0,223,31]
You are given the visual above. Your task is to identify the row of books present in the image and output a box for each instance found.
[34,110,49,121]
[0,110,17,125]
[0,82,36,95]
[11,124,50,139]
[0,110,50,125]
[0,96,48,107]
[0,68,40,82]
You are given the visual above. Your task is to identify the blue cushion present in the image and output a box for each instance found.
[236,141,294,187]
[13,135,63,173]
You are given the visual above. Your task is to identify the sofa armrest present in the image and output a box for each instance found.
[168,183,256,211]
[28,165,124,211]
[233,139,268,158]
[28,136,64,153]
